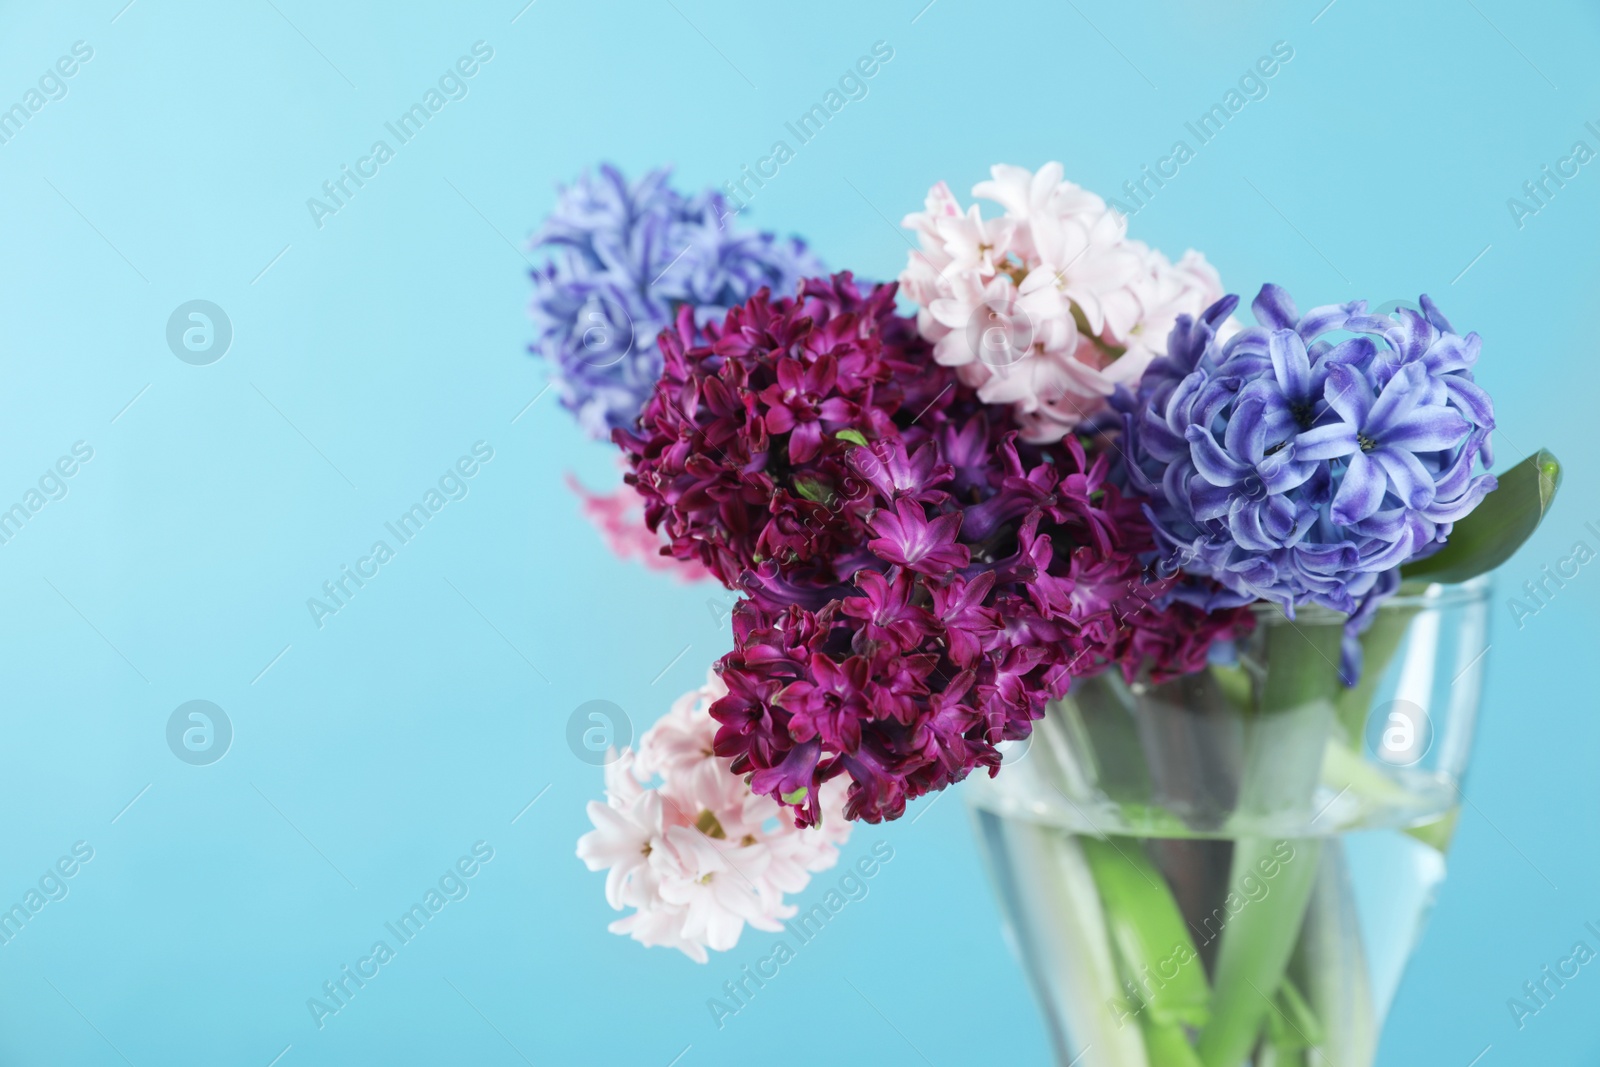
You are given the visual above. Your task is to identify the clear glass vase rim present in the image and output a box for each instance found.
[1249,573,1491,626]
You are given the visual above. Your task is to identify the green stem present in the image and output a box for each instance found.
[1057,680,1156,809]
[1143,1021,1208,1067]
[1268,976,1325,1048]
[1254,977,1323,1066]
[1125,669,1246,833]
[1199,620,1341,1066]
[1254,1046,1305,1067]
[1318,738,1416,812]
[1327,606,1462,854]
[1196,838,1322,1065]
[996,818,1152,1066]
[1293,840,1377,1066]
[1082,837,1210,1030]
[1333,605,1419,744]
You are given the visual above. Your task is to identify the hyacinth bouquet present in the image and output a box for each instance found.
[531,164,1562,1066]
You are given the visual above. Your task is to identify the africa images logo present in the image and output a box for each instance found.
[166,701,233,766]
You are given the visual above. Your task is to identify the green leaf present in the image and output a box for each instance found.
[791,477,834,505]
[1404,808,1460,852]
[835,429,869,447]
[1401,449,1561,584]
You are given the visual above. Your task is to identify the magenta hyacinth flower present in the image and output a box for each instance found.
[616,272,946,588]
[621,273,1254,826]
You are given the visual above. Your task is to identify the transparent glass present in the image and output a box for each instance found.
[967,577,1491,1067]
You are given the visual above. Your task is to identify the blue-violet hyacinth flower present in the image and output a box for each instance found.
[527,164,823,438]
[1119,284,1497,677]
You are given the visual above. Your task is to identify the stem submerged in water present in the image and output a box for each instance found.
[1081,838,1210,1025]
[1198,619,1342,1066]
[1196,838,1321,1066]
[1293,840,1377,1066]
[985,814,1153,1066]
[1334,605,1419,744]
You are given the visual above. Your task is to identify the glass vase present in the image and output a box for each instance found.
[967,577,1491,1067]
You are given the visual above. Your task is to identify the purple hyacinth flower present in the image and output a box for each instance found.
[1297,360,1472,524]
[1117,284,1498,661]
[527,164,823,438]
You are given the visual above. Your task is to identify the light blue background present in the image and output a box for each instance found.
[0,0,1595,1063]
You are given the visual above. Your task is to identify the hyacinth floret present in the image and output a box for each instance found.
[528,164,822,438]
[1119,284,1496,634]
